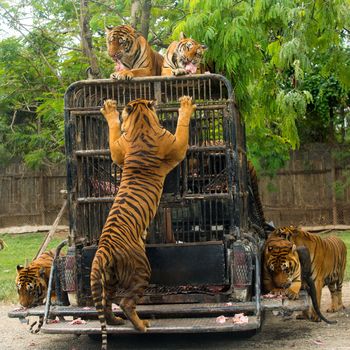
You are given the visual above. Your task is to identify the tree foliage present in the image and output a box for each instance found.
[0,0,349,172]
[177,0,350,171]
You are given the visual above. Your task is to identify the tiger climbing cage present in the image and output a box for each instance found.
[9,74,309,336]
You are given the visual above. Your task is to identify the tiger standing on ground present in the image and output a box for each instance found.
[269,225,347,321]
[16,250,56,332]
[90,96,196,350]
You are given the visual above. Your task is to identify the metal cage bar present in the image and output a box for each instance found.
[64,74,246,246]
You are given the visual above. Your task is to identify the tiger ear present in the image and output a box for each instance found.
[125,105,133,114]
[105,25,114,33]
[17,265,24,272]
[148,100,157,109]
[180,32,187,40]
[201,44,208,50]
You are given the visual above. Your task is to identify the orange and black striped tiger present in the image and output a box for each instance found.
[16,250,56,332]
[106,24,163,80]
[263,236,302,300]
[161,33,207,76]
[263,235,337,324]
[90,96,196,349]
[16,250,55,308]
[269,225,347,321]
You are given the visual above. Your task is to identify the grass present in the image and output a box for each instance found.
[0,232,67,303]
[0,230,350,304]
[327,230,350,281]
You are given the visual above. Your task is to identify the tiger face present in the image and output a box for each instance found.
[16,265,48,307]
[175,37,207,74]
[263,236,301,299]
[106,25,139,68]
[121,98,160,135]
[162,33,207,76]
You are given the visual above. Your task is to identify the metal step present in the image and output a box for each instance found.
[8,292,309,320]
[41,316,260,335]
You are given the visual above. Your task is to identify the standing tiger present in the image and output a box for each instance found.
[106,24,163,80]
[263,236,302,300]
[90,96,196,350]
[263,235,336,324]
[269,225,347,321]
[16,250,56,332]
[161,33,207,76]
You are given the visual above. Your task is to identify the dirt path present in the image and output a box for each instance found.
[2,283,350,350]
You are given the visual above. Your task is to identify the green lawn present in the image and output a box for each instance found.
[328,230,350,281]
[0,230,349,304]
[0,232,67,303]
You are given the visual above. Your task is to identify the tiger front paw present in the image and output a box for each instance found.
[100,100,119,123]
[271,288,285,296]
[172,68,187,76]
[179,96,196,117]
[286,288,299,300]
[110,70,134,80]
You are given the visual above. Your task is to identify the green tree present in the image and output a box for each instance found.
[176,0,350,172]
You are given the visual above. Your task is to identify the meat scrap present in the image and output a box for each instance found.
[69,318,87,325]
[215,313,249,325]
[262,293,284,299]
[232,313,249,324]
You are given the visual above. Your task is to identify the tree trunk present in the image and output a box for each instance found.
[80,0,101,79]
[140,0,152,39]
[131,0,141,29]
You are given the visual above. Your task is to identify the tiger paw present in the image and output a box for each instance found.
[143,319,150,328]
[179,96,196,116]
[310,311,321,322]
[173,68,187,76]
[106,316,125,325]
[286,289,299,300]
[327,304,345,313]
[271,288,285,296]
[100,100,119,123]
[111,70,134,80]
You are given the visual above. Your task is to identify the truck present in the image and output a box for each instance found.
[9,74,308,338]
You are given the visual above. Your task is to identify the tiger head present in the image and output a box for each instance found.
[174,33,207,74]
[264,237,299,289]
[270,225,300,241]
[16,265,48,307]
[121,98,160,135]
[106,24,141,69]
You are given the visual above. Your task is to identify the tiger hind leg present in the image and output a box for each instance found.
[327,282,345,312]
[119,268,150,332]
[120,297,150,332]
[105,287,125,325]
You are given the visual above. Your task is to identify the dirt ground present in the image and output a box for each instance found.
[0,282,350,350]
[1,283,350,350]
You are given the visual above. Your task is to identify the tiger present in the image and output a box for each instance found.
[161,33,207,76]
[263,236,302,300]
[90,96,196,350]
[263,235,337,324]
[16,250,56,333]
[106,24,164,80]
[269,225,347,321]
